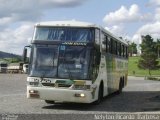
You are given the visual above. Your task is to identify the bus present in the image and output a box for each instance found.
[23,20,128,104]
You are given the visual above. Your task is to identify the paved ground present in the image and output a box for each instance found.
[0,74,160,120]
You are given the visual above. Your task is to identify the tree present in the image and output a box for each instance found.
[10,58,21,63]
[3,57,21,63]
[128,42,137,56]
[138,35,159,76]
[156,39,160,58]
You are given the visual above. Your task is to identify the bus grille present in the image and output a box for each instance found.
[42,83,71,88]
[42,83,55,87]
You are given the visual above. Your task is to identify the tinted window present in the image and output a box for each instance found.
[34,27,94,42]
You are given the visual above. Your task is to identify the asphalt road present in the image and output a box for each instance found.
[0,74,160,120]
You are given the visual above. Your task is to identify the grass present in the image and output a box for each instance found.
[128,56,160,76]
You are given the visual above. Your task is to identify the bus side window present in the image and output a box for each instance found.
[95,29,100,45]
[126,46,128,58]
[124,45,126,57]
[121,44,123,57]
[115,41,118,55]
[110,38,113,54]
[117,42,120,56]
[119,43,121,56]
[101,33,106,51]
[112,39,117,55]
[112,40,115,55]
[122,45,125,57]
[106,36,109,53]
[108,37,111,53]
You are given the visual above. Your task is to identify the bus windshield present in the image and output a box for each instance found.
[29,45,92,79]
[58,45,91,79]
[29,45,58,78]
[34,27,94,42]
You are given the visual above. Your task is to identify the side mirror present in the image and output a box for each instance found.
[22,46,31,63]
[102,39,106,45]
[23,48,27,63]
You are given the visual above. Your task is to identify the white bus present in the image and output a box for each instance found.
[23,20,128,104]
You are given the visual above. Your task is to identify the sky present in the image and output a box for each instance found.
[0,0,160,55]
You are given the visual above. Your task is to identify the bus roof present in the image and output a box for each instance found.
[35,20,98,28]
[35,20,128,45]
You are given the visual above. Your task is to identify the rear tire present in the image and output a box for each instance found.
[45,100,55,104]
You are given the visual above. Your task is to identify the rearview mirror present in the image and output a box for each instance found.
[102,40,106,45]
[23,48,27,62]
[22,46,31,63]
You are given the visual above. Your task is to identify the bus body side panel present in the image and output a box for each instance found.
[105,54,128,94]
[106,53,115,94]
[114,58,128,91]
[97,54,108,97]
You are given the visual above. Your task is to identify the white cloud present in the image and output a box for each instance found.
[103,4,152,25]
[103,3,159,45]
[131,34,142,44]
[155,8,160,21]
[0,0,88,27]
[137,21,160,38]
[0,23,34,54]
[0,0,89,54]
[131,21,160,45]
[105,25,133,44]
[148,0,160,6]
[105,25,125,37]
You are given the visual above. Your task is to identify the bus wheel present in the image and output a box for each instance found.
[45,100,55,104]
[93,83,103,105]
[118,79,123,94]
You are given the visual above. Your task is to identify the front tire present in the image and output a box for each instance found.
[93,84,103,105]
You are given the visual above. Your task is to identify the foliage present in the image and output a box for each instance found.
[0,58,21,64]
[138,35,159,75]
[0,51,20,59]
[146,76,160,81]
[156,39,160,58]
[128,57,160,76]
[128,42,137,56]
[138,52,158,75]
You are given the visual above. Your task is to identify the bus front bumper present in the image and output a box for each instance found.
[27,86,94,103]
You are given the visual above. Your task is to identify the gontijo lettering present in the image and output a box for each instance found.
[62,42,87,46]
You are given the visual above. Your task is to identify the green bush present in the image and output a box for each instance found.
[147,76,160,81]
[128,56,160,76]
